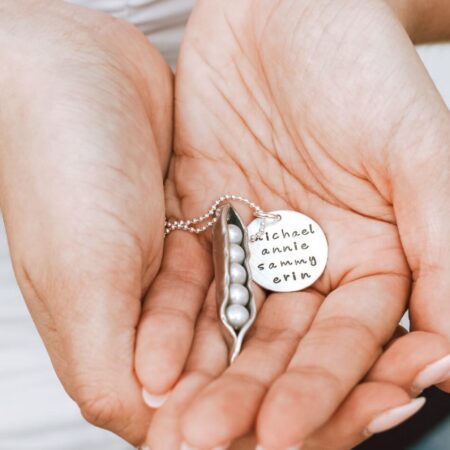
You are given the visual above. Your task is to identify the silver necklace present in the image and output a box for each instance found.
[165,195,328,363]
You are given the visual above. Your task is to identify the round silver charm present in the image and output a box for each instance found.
[247,210,328,292]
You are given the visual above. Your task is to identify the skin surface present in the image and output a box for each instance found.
[144,329,449,450]
[388,0,450,42]
[0,0,448,448]
[0,0,172,444]
[136,0,450,448]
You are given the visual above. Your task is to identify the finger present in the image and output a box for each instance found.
[144,284,229,450]
[136,232,213,400]
[146,284,267,450]
[392,117,450,392]
[257,273,408,449]
[307,331,448,449]
[179,290,323,449]
[306,382,425,450]
[367,331,450,395]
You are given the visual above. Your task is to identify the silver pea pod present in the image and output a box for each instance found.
[212,204,256,364]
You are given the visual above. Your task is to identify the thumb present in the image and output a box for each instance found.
[392,112,450,392]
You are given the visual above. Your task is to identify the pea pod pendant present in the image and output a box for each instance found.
[165,195,329,365]
[212,204,256,364]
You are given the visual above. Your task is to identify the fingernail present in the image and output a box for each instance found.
[411,354,450,395]
[180,443,230,450]
[365,397,426,435]
[137,446,150,450]
[142,389,169,409]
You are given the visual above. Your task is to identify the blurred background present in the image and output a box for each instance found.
[0,1,449,449]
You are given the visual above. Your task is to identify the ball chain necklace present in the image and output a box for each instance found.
[165,195,328,363]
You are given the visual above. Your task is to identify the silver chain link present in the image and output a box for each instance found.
[164,194,280,239]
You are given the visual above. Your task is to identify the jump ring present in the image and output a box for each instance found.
[255,211,281,222]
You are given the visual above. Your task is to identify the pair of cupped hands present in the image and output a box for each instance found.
[1,0,449,449]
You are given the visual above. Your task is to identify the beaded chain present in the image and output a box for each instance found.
[164,194,280,241]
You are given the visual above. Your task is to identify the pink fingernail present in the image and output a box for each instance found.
[142,389,169,409]
[365,397,426,435]
[411,354,450,395]
[180,443,230,450]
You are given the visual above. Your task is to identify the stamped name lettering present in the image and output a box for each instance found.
[247,210,328,292]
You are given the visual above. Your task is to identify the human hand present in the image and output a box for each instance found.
[0,0,172,444]
[144,328,449,450]
[136,0,449,448]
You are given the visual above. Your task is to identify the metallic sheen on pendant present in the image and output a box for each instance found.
[212,204,256,364]
[247,210,328,292]
[229,244,245,263]
[230,262,247,284]
[229,283,250,305]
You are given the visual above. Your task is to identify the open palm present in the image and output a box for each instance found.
[136,1,450,449]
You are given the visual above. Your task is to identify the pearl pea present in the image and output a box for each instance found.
[230,263,247,284]
[226,304,250,329]
[230,244,245,263]
[228,224,243,244]
[229,283,249,305]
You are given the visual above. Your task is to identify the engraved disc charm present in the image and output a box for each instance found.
[247,210,328,292]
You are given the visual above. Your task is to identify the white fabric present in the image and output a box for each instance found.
[0,1,449,447]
